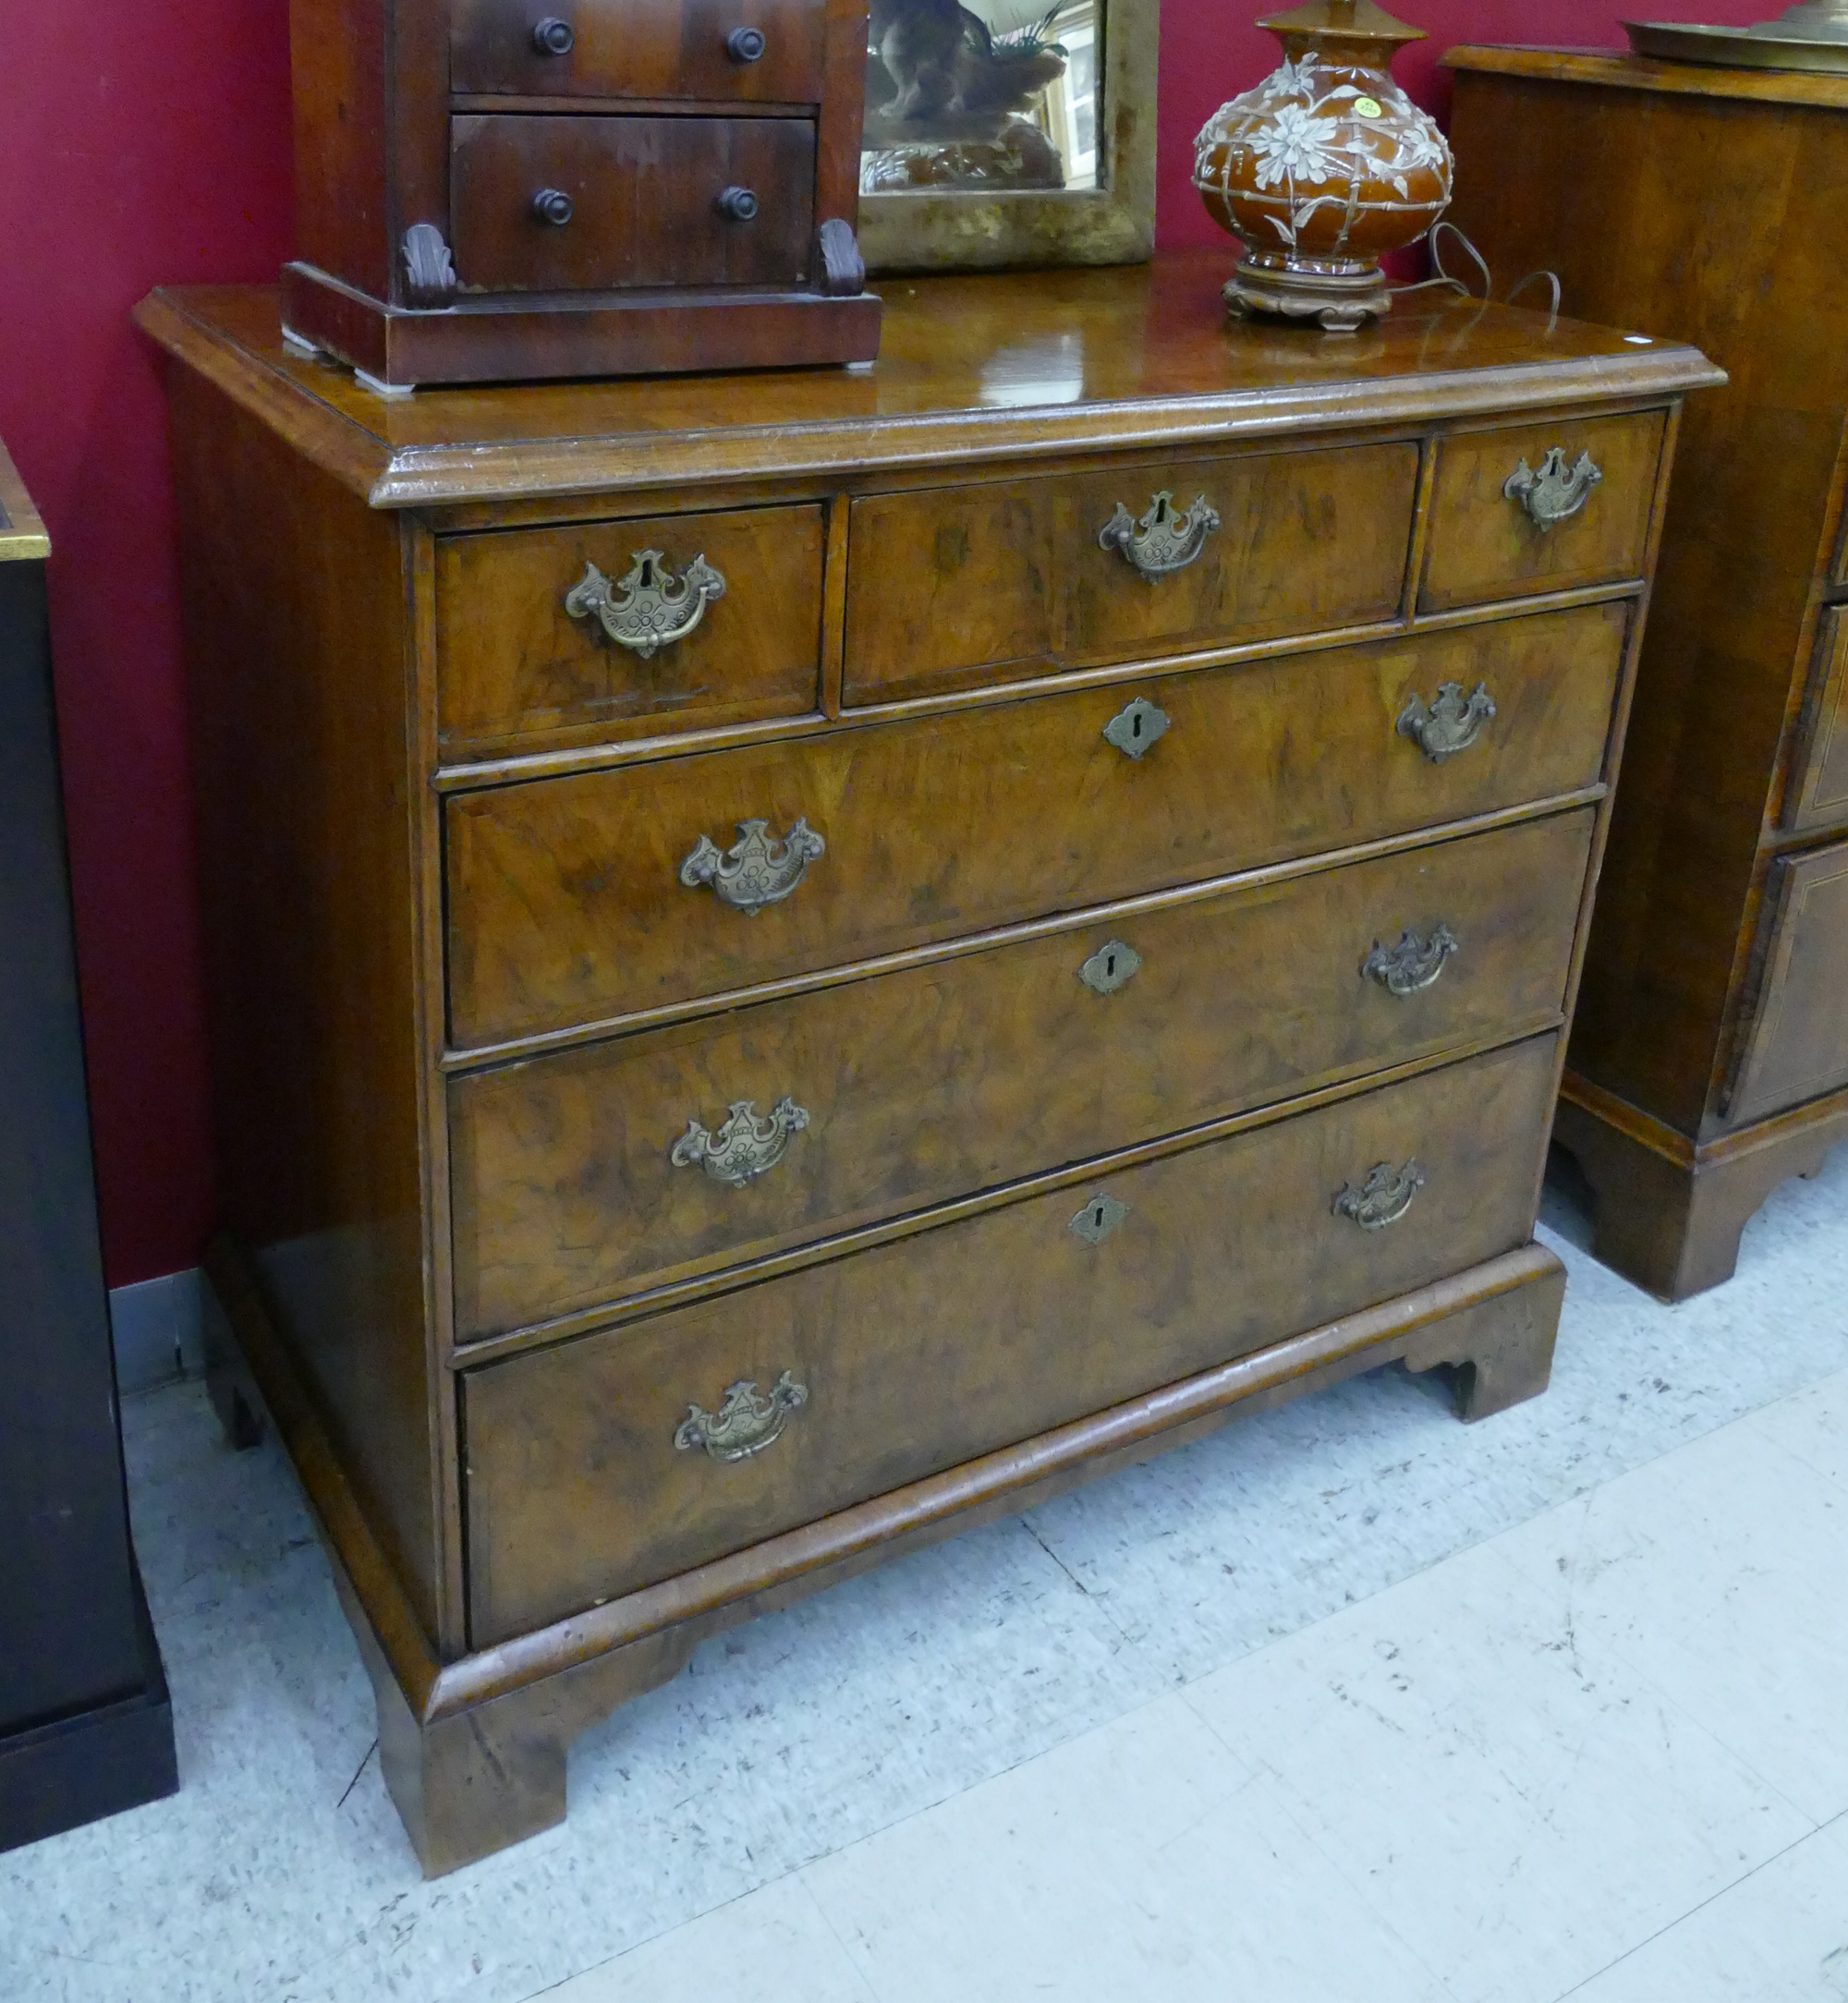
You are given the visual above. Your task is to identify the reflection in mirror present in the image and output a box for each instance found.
[862,0,1102,193]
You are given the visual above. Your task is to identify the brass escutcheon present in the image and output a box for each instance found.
[674,1371,808,1462]
[671,1097,809,1186]
[1362,924,1459,996]
[565,550,726,657]
[1397,681,1496,763]
[680,817,825,915]
[1099,491,1222,578]
[1332,1159,1426,1231]
[1503,447,1602,530]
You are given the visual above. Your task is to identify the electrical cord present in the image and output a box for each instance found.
[1389,220,1564,332]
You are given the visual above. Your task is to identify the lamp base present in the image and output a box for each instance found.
[1223,253,1392,334]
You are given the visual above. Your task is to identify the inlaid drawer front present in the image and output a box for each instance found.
[451,0,828,105]
[461,1034,1557,1642]
[450,114,815,293]
[450,809,1593,1337]
[1419,410,1664,613]
[842,442,1419,704]
[435,504,825,758]
[445,601,1624,1047]
[1785,608,1848,835]
[1724,834,1848,1126]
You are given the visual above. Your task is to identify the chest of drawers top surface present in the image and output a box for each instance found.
[140,251,1718,512]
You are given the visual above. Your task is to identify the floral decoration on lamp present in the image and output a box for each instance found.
[1193,0,1453,332]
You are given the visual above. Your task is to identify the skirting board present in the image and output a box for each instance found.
[110,1268,205,1395]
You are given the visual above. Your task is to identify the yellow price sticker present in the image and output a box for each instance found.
[1354,95,1383,116]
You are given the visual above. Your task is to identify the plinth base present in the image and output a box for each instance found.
[1224,254,1392,334]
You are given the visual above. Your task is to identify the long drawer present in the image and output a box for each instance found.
[446,601,1625,1047]
[462,1034,1558,1644]
[450,807,1594,1337]
[842,441,1419,703]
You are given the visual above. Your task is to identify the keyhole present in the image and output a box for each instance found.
[1153,496,1171,525]
[1131,714,1143,741]
[1091,1203,1107,1232]
[638,558,656,588]
[1104,952,1116,977]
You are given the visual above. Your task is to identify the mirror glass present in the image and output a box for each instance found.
[862,0,1103,195]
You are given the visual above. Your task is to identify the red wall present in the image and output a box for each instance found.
[0,0,1758,1284]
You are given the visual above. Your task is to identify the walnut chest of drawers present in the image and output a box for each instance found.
[137,256,1719,1874]
[1449,50,1848,1300]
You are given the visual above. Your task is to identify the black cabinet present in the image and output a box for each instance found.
[0,440,176,1851]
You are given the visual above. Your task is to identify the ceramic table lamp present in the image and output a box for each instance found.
[1194,0,1453,331]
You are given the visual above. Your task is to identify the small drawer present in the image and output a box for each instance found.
[435,504,825,759]
[461,1033,1557,1643]
[444,601,1626,1048]
[449,808,1593,1338]
[450,114,815,293]
[844,442,1418,704]
[1786,608,1848,835]
[1419,410,1664,613]
[451,0,827,104]
[1724,834,1848,1127]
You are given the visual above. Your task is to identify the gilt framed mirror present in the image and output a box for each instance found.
[858,0,1159,271]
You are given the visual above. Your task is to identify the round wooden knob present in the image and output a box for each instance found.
[715,186,760,222]
[726,25,768,61]
[531,16,576,54]
[531,188,577,225]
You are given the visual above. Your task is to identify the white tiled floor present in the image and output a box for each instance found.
[6,1147,1848,2002]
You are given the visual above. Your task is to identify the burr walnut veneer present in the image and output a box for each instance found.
[137,256,1717,1872]
[1450,50,1848,1299]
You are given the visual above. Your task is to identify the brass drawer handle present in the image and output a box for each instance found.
[1103,695,1170,759]
[680,816,825,914]
[1397,680,1495,763]
[1333,1159,1426,1231]
[1099,491,1222,578]
[1503,447,1602,530]
[565,550,726,657]
[674,1370,808,1461]
[1069,1193,1130,1244]
[1078,938,1142,995]
[1362,924,1458,996]
[671,1096,809,1186]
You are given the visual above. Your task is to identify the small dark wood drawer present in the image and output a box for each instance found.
[450,114,815,293]
[843,442,1418,704]
[444,601,1626,1048]
[1725,833,1848,1126]
[1419,410,1663,613]
[461,1033,1557,1643]
[451,0,829,105]
[449,809,1593,1338]
[1786,607,1848,834]
[435,504,825,759]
